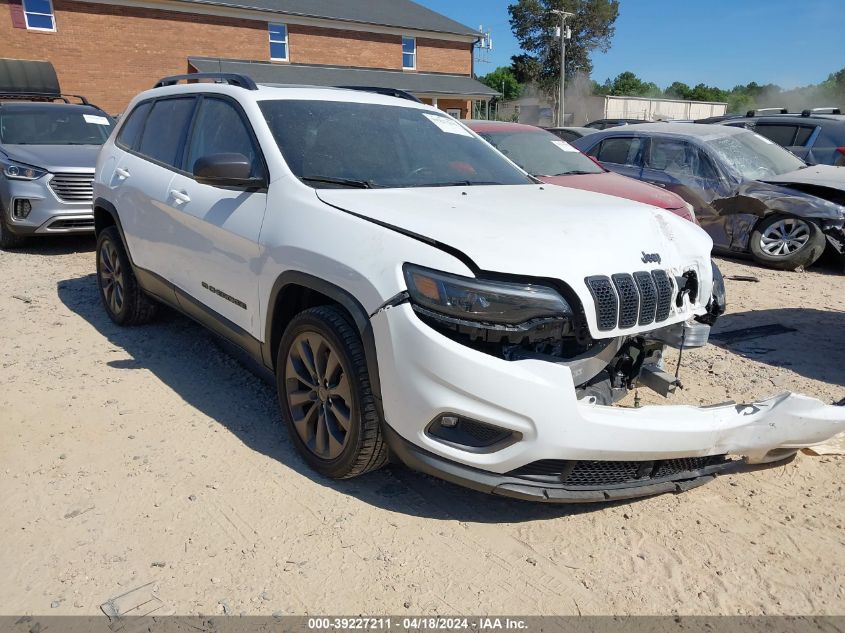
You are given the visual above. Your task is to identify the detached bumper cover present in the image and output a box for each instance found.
[374,305,845,498]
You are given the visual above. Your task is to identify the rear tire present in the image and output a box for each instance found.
[749,214,826,270]
[276,305,388,479]
[0,206,26,250]
[95,226,157,325]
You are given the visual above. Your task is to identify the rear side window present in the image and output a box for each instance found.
[591,137,642,166]
[185,98,261,177]
[754,124,799,146]
[137,98,196,169]
[116,101,152,151]
[794,126,817,146]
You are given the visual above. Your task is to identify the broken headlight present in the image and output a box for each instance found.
[404,264,572,324]
[696,261,726,326]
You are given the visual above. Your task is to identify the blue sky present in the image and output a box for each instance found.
[418,0,843,89]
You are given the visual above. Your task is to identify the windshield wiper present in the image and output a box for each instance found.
[301,175,372,189]
[417,180,502,187]
[548,170,598,176]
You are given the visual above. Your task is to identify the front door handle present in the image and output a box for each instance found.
[115,167,130,179]
[169,189,191,204]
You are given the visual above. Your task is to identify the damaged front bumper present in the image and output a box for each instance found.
[374,304,845,502]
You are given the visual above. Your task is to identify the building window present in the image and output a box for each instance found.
[23,0,55,31]
[402,36,416,70]
[269,23,288,61]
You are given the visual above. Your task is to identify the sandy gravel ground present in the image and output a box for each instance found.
[1,237,843,617]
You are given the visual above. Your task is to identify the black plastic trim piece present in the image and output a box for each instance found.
[382,424,737,503]
[425,415,521,453]
[337,86,422,103]
[154,73,258,90]
[263,271,384,419]
[585,275,618,332]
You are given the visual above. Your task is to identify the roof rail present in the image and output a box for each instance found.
[746,107,789,116]
[801,107,842,116]
[153,73,258,90]
[0,92,90,105]
[337,86,422,103]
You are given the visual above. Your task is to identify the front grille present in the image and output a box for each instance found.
[612,274,639,329]
[585,276,618,331]
[633,271,657,325]
[586,270,675,331]
[509,455,729,488]
[652,269,674,322]
[49,173,94,202]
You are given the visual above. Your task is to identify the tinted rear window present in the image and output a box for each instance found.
[137,98,196,168]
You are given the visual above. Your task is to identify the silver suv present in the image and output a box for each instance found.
[0,100,113,248]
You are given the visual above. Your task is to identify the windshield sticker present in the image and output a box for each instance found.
[423,113,472,137]
[83,114,110,125]
[552,140,579,152]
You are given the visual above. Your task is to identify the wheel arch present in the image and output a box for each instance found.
[264,271,383,417]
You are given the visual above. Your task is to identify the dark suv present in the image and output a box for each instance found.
[713,110,845,167]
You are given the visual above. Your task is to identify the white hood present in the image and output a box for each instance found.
[317,184,715,338]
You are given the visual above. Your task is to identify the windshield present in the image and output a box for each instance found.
[478,129,603,176]
[0,107,113,145]
[706,130,805,180]
[259,100,533,188]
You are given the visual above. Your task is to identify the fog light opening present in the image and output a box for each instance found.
[13,199,32,220]
[426,414,520,452]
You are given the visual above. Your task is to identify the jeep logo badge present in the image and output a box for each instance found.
[641,252,662,264]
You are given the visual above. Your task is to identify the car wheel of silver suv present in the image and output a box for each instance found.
[96,226,158,325]
[0,205,25,250]
[277,306,388,479]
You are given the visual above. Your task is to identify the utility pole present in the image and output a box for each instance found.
[551,9,573,126]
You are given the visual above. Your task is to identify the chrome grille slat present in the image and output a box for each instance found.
[49,173,94,202]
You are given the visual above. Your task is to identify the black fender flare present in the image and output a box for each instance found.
[263,271,384,419]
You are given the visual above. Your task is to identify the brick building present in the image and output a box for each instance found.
[1,0,497,114]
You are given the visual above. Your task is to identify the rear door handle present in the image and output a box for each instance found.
[115,167,130,179]
[169,189,191,204]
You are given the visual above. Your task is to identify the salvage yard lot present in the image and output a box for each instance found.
[1,238,843,616]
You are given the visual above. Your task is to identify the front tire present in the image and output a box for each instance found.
[0,206,26,250]
[750,214,826,270]
[276,306,388,479]
[96,226,157,325]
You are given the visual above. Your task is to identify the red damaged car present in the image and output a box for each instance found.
[466,120,697,223]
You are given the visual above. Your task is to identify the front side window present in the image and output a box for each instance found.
[137,98,196,169]
[0,106,112,145]
[22,0,55,30]
[707,130,806,180]
[115,101,152,150]
[591,137,642,166]
[402,36,416,70]
[479,129,603,177]
[646,137,717,180]
[269,24,288,61]
[259,99,532,189]
[186,98,261,177]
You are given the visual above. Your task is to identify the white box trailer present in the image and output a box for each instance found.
[573,94,728,125]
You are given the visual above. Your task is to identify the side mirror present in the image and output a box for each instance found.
[193,153,265,188]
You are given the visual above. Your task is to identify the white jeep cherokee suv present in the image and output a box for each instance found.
[93,74,845,502]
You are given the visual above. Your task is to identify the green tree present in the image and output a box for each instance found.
[508,0,620,90]
[479,66,522,101]
[664,81,691,100]
[510,53,543,85]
